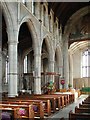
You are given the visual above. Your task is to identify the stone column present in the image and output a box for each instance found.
[18,55,23,90]
[0,6,2,99]
[49,60,55,83]
[69,53,73,88]
[8,41,18,97]
[0,47,2,95]
[63,36,69,89]
[34,52,41,94]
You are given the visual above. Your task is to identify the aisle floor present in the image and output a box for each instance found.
[47,94,88,120]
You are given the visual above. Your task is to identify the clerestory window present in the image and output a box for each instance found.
[24,55,27,73]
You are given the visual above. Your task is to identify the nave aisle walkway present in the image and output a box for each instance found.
[47,94,88,120]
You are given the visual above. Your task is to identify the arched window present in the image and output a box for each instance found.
[24,55,27,73]
[82,49,90,77]
[43,5,46,26]
[5,55,9,83]
[49,15,52,32]
[22,0,26,6]
[32,0,35,15]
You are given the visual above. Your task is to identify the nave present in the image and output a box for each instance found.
[0,1,90,120]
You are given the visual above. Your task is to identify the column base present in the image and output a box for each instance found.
[8,93,18,97]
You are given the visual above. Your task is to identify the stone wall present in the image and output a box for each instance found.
[73,77,90,89]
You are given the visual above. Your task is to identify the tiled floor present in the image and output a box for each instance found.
[47,94,88,120]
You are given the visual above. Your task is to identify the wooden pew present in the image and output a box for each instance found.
[75,106,90,113]
[1,100,45,118]
[79,103,90,108]
[55,92,74,103]
[29,95,56,113]
[2,97,51,117]
[0,108,18,119]
[15,99,50,117]
[30,94,70,109]
[82,101,90,104]
[85,97,90,101]
[52,94,70,105]
[69,110,90,120]
[18,94,65,110]
[0,103,34,119]
[30,94,64,110]
[41,94,68,107]
[84,99,90,102]
[3,95,54,113]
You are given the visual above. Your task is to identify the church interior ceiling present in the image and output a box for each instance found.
[2,2,90,52]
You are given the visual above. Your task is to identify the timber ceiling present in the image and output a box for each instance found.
[48,2,90,31]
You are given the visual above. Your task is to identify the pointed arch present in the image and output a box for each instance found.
[42,35,54,60]
[1,2,15,39]
[19,16,39,56]
[54,46,63,72]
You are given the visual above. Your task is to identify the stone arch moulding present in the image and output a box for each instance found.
[19,16,39,55]
[43,2,48,14]
[1,2,15,41]
[54,46,63,68]
[22,47,33,61]
[42,35,54,61]
[65,6,90,36]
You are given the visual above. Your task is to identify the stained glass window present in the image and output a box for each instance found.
[82,49,90,77]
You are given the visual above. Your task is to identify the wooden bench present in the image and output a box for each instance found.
[79,103,90,108]
[30,94,64,110]
[84,98,90,102]
[2,97,51,117]
[0,108,18,119]
[3,95,54,113]
[1,99,45,118]
[51,94,70,105]
[69,110,90,120]
[82,101,90,104]
[0,103,34,119]
[75,106,90,113]
[29,95,56,113]
[30,94,70,109]
[15,99,50,117]
[21,93,68,112]
[55,92,74,103]
[42,94,68,107]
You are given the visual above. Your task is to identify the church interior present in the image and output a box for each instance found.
[0,1,90,119]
